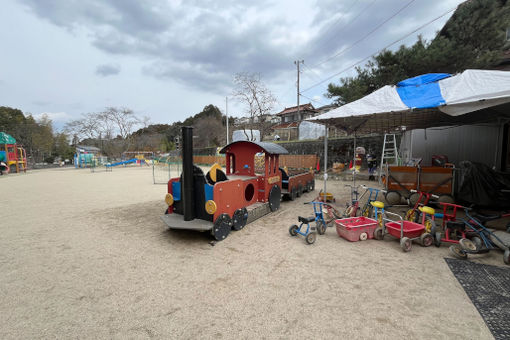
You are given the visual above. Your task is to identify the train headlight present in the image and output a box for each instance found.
[205,200,217,215]
[165,193,174,206]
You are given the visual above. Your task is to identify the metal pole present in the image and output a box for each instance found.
[294,60,304,138]
[226,97,229,145]
[324,124,328,196]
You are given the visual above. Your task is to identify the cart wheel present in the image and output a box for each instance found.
[297,185,303,197]
[420,233,434,247]
[405,209,416,222]
[504,249,510,265]
[316,220,326,235]
[377,213,383,227]
[359,232,368,241]
[290,188,297,201]
[459,238,477,251]
[400,237,412,252]
[438,195,455,204]
[385,191,401,206]
[289,224,298,236]
[471,236,483,250]
[374,227,384,240]
[305,232,316,244]
[449,244,468,260]
[434,232,442,247]
[408,192,420,207]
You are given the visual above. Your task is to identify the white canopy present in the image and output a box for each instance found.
[308,69,510,133]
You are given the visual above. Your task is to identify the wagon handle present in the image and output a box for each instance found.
[382,210,404,239]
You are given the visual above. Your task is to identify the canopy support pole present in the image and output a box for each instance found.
[324,124,328,196]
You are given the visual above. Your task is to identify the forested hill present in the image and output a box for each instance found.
[326,0,510,105]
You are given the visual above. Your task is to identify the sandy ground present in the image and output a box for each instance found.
[0,166,506,339]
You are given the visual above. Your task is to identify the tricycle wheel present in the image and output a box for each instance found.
[489,234,508,251]
[316,220,326,235]
[374,227,384,240]
[471,236,483,250]
[344,205,355,217]
[459,238,477,251]
[305,232,316,244]
[449,244,468,259]
[359,232,368,241]
[400,237,412,252]
[434,232,442,247]
[504,249,510,265]
[424,218,435,234]
[289,224,298,236]
[420,233,433,247]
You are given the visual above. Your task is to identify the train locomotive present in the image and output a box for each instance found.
[161,126,315,241]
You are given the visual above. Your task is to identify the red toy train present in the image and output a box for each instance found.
[161,127,315,240]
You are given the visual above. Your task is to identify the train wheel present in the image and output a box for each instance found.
[268,185,281,212]
[211,214,231,241]
[232,208,248,231]
[438,195,455,204]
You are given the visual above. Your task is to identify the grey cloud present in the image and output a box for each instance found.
[96,64,121,76]
[19,0,457,94]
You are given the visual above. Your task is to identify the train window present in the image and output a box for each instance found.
[273,156,277,174]
[255,152,265,175]
[244,183,255,201]
[230,154,235,173]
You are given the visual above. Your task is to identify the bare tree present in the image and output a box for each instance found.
[64,107,142,157]
[232,72,277,141]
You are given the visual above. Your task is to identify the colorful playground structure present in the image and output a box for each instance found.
[0,132,27,174]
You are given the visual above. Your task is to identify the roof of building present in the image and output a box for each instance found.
[271,122,299,130]
[276,103,317,116]
[76,145,101,152]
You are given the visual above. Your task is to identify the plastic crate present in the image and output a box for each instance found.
[335,216,378,242]
[385,220,424,239]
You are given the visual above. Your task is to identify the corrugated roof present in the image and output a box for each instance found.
[219,141,288,155]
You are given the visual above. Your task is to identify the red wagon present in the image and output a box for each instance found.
[375,211,433,252]
[335,216,378,242]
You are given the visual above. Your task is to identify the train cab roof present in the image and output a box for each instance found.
[219,141,288,156]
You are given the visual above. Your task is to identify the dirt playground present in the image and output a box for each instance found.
[0,166,505,339]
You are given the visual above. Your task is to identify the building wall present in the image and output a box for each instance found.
[400,124,504,169]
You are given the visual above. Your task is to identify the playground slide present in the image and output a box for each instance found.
[106,158,138,167]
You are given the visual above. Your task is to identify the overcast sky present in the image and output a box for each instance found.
[0,0,465,130]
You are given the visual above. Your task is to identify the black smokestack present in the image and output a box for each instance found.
[182,126,194,221]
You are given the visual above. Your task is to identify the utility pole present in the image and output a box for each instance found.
[226,97,229,145]
[294,60,304,122]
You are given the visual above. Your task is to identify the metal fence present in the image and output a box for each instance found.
[152,156,182,184]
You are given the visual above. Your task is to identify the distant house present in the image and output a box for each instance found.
[272,103,318,141]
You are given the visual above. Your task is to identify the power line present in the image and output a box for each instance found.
[312,0,416,69]
[311,0,377,66]
[300,93,326,106]
[301,62,322,81]
[301,5,458,93]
